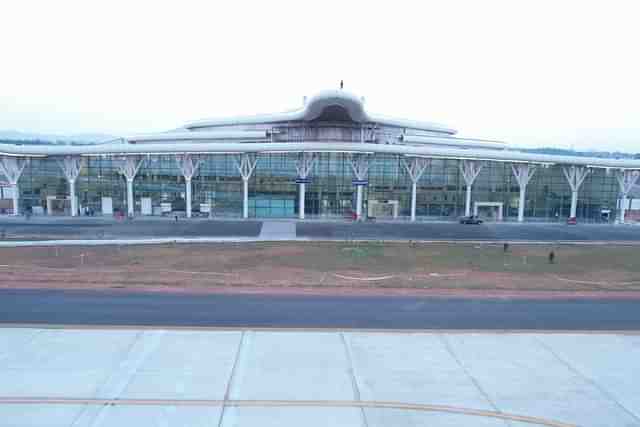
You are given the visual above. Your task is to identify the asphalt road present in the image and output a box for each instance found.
[1,289,639,330]
[2,218,640,242]
[297,221,640,241]
[0,219,262,240]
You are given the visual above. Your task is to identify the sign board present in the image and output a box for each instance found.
[295,178,312,184]
[352,179,369,186]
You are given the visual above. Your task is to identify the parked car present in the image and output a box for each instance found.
[566,216,577,225]
[459,215,483,224]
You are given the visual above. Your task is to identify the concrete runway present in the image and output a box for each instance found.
[2,289,640,330]
[4,327,639,426]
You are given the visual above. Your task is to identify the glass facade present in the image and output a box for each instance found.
[10,153,620,222]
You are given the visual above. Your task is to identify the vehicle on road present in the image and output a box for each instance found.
[459,215,483,224]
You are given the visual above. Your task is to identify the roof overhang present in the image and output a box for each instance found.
[184,90,457,135]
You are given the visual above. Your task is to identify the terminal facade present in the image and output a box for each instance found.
[1,90,639,222]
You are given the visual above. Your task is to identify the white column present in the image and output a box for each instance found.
[402,157,430,221]
[460,160,484,217]
[562,166,590,219]
[185,177,192,218]
[235,154,258,219]
[299,182,306,219]
[615,169,640,224]
[349,154,370,221]
[57,156,83,217]
[243,179,249,218]
[117,156,145,217]
[295,153,317,220]
[356,186,363,219]
[126,179,134,216]
[511,163,537,222]
[0,157,28,216]
[175,154,203,218]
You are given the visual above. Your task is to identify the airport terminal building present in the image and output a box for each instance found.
[1,89,640,222]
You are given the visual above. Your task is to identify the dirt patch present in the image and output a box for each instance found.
[0,242,639,295]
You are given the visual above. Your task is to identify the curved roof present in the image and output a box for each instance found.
[184,90,457,135]
[2,140,640,169]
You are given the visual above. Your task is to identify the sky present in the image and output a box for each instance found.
[1,0,639,152]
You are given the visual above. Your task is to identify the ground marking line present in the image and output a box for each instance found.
[0,398,576,426]
[534,336,640,424]
[340,332,369,427]
[333,273,394,281]
[438,334,505,421]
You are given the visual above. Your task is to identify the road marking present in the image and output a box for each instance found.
[0,397,576,426]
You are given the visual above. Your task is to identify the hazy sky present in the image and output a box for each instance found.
[1,1,639,151]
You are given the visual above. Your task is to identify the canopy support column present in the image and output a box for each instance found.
[615,169,640,224]
[295,153,317,220]
[511,163,537,223]
[117,156,145,218]
[349,154,370,221]
[176,154,203,218]
[235,154,258,219]
[57,156,83,217]
[460,160,484,217]
[402,157,430,221]
[0,157,29,216]
[562,166,590,219]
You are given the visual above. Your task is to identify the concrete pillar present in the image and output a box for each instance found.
[118,156,145,218]
[518,190,526,223]
[356,185,363,220]
[299,182,306,220]
[562,166,590,220]
[126,179,134,217]
[57,156,83,217]
[295,153,317,220]
[349,154,370,221]
[615,170,640,224]
[0,157,29,216]
[69,179,77,216]
[11,184,19,216]
[185,177,192,218]
[235,154,258,219]
[402,157,430,222]
[460,160,483,218]
[511,164,537,223]
[242,179,249,219]
[175,154,202,219]
[465,186,472,217]
[411,182,417,221]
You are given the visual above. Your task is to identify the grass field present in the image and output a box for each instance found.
[0,242,639,292]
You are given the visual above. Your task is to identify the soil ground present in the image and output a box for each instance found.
[1,242,639,294]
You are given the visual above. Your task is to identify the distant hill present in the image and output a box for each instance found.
[0,130,117,145]
[513,147,638,160]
